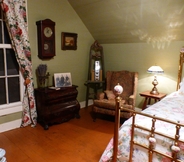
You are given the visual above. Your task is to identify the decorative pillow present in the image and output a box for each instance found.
[97,92,105,100]
[104,90,116,100]
[178,78,184,95]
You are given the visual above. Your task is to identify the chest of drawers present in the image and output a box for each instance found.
[34,85,80,130]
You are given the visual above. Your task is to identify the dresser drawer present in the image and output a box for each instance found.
[46,88,78,101]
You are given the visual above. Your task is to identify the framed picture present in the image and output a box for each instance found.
[61,32,78,50]
[54,73,72,87]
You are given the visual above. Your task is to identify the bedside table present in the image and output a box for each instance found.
[139,91,167,110]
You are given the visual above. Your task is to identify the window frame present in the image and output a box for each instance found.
[0,21,24,116]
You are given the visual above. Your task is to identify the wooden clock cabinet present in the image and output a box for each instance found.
[34,85,80,130]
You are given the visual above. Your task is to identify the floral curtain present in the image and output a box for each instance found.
[0,0,37,127]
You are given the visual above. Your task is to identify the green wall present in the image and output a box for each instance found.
[27,0,94,102]
[27,0,184,108]
[102,42,184,107]
[1,0,184,132]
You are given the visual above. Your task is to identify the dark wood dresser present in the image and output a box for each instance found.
[34,85,80,130]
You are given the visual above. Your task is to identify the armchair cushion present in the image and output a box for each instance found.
[94,99,125,110]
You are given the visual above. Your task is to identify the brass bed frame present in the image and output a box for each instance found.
[177,49,184,90]
[112,49,184,162]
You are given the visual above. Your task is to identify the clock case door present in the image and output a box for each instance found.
[36,19,56,59]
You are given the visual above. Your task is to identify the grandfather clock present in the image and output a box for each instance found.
[84,41,105,108]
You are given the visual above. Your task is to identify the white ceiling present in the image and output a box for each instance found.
[68,0,184,47]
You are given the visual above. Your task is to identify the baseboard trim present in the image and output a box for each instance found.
[135,107,141,112]
[0,119,21,133]
[80,99,93,108]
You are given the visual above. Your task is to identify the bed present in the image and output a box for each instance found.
[99,47,184,162]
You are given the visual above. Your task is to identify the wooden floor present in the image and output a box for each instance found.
[0,106,115,162]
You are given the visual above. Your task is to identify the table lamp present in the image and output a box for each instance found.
[147,65,164,95]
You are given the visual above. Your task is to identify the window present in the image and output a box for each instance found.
[0,8,23,112]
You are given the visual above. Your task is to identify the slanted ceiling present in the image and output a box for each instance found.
[68,0,184,46]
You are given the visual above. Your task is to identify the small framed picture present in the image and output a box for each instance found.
[61,32,78,50]
[54,73,72,87]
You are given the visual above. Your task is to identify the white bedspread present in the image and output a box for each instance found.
[99,91,184,162]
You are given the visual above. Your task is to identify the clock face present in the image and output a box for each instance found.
[44,27,53,37]
[44,43,49,50]
[43,41,53,54]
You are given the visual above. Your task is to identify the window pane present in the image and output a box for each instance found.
[0,78,6,104]
[7,49,19,75]
[0,49,4,76]
[8,77,20,103]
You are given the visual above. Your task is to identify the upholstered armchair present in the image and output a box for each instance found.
[93,70,138,120]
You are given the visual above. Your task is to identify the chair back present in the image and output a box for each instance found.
[106,71,137,102]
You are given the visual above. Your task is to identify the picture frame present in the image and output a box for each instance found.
[61,32,78,50]
[54,73,72,87]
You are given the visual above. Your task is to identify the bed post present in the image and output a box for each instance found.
[113,84,123,162]
[177,47,184,90]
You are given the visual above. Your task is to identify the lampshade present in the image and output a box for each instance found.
[147,65,164,95]
[147,66,164,74]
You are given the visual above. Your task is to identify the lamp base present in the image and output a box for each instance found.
[150,75,159,95]
[150,87,159,95]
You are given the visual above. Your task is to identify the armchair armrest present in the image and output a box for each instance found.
[128,95,135,106]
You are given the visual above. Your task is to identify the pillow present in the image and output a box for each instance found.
[104,90,115,100]
[97,92,105,100]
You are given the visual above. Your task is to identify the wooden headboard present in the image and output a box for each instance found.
[177,47,184,90]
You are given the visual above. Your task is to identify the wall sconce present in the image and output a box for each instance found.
[147,65,164,95]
